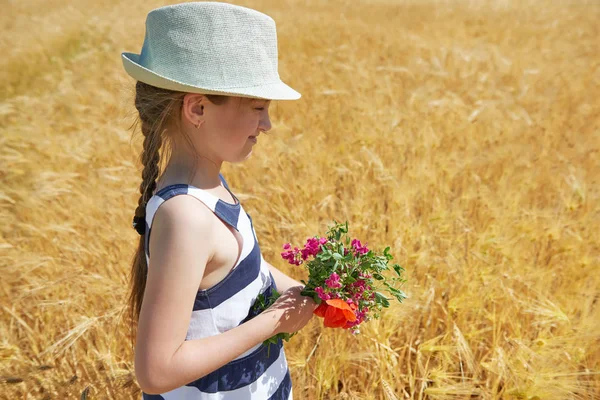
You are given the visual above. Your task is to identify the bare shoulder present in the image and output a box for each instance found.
[149,195,214,257]
[147,192,218,281]
[151,194,216,234]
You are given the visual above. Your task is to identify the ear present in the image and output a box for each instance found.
[182,93,206,128]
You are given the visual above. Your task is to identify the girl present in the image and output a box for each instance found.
[122,2,317,399]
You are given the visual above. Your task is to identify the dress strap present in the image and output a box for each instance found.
[144,176,243,256]
[219,173,231,190]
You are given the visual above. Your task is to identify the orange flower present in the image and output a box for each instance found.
[313,299,357,328]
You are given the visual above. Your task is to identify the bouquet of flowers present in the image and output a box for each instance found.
[252,221,406,347]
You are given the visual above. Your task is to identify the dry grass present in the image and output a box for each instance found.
[1,0,599,398]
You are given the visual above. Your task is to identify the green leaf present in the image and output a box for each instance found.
[386,286,406,299]
[319,249,332,261]
[383,282,407,303]
[312,293,321,304]
[383,246,393,260]
[375,292,390,307]
[373,273,384,280]
[393,264,404,277]
[392,291,407,303]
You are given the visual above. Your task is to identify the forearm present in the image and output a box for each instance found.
[267,261,304,293]
[137,311,279,394]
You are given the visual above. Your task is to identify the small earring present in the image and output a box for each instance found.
[195,122,200,129]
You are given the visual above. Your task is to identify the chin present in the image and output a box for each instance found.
[229,150,253,164]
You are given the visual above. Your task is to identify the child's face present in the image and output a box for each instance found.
[200,96,272,163]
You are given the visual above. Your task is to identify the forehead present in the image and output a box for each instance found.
[221,97,269,112]
[250,98,270,104]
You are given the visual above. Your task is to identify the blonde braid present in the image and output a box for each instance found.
[126,81,227,329]
[132,115,163,235]
[127,81,184,327]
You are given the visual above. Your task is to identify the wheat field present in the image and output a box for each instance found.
[1,0,599,399]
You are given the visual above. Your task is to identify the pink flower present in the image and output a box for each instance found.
[300,248,310,261]
[351,239,369,256]
[343,306,369,329]
[325,272,342,289]
[352,291,363,303]
[301,237,326,260]
[281,244,303,265]
[353,279,366,289]
[351,280,366,294]
[315,286,331,301]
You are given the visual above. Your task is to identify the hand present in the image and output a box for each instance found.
[263,285,318,335]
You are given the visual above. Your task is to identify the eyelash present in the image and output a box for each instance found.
[255,107,265,111]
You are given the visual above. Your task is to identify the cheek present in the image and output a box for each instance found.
[225,115,258,140]
[206,107,258,146]
[206,114,237,139]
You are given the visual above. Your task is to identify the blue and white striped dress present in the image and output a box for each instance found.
[141,174,292,400]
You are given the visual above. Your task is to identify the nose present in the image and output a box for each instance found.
[258,109,271,133]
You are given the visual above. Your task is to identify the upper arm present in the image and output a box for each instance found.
[134,195,215,389]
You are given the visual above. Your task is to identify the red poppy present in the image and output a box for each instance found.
[313,299,357,328]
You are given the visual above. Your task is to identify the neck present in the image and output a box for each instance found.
[158,139,223,190]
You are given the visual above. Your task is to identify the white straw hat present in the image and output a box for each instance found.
[121,2,301,100]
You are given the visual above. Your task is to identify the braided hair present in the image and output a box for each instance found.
[126,81,228,344]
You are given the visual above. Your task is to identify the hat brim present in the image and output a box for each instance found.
[122,53,301,101]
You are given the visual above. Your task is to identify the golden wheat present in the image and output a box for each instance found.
[1,0,599,399]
